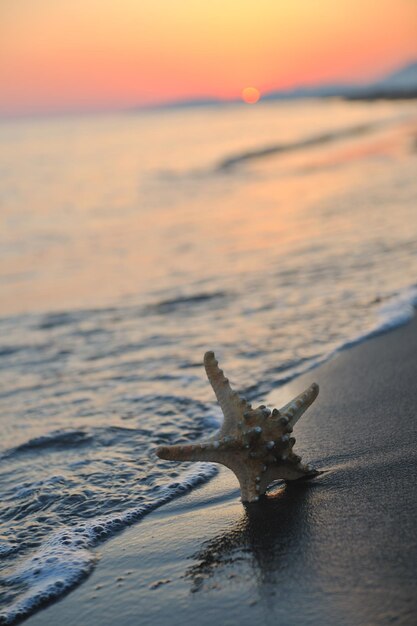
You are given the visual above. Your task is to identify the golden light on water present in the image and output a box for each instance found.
[241,87,260,104]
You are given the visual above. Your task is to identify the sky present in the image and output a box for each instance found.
[1,0,416,115]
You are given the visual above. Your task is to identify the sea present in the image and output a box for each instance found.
[1,98,417,623]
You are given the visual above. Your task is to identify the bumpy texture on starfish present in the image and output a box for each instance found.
[156,351,319,503]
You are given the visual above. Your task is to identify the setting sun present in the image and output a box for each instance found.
[241,87,261,104]
[1,0,416,115]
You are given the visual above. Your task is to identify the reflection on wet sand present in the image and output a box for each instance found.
[186,481,316,594]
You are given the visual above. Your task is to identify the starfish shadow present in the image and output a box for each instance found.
[185,480,317,593]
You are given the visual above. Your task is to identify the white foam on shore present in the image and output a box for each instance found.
[337,284,417,352]
[0,463,218,624]
[269,284,417,388]
[374,285,417,333]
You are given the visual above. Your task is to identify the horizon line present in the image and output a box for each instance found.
[1,56,416,121]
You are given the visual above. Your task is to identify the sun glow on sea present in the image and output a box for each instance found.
[241,87,260,104]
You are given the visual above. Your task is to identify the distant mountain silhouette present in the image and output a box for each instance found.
[264,59,417,102]
[148,97,223,110]
[131,97,223,113]
[373,60,417,89]
[137,59,417,111]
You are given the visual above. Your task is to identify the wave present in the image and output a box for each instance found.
[145,291,229,315]
[8,430,92,456]
[216,122,380,170]
[0,463,218,625]
[258,284,417,395]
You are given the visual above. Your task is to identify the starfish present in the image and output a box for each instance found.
[156,351,319,503]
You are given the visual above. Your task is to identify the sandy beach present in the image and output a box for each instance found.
[24,314,417,626]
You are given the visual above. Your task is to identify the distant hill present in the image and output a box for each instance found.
[374,60,417,89]
[262,83,358,101]
[133,59,417,112]
[148,97,222,110]
[130,97,223,113]
[347,60,417,100]
[263,59,417,102]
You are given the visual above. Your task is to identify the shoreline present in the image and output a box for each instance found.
[25,312,417,626]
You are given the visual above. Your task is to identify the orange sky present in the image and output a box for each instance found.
[1,0,416,115]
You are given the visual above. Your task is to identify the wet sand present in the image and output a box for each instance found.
[27,316,417,626]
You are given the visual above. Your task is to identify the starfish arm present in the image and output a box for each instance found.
[204,351,252,434]
[157,439,249,464]
[155,352,320,504]
[156,442,219,463]
[279,383,319,426]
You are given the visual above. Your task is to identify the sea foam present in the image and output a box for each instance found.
[0,463,217,624]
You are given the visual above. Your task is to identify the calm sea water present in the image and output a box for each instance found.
[1,99,417,623]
